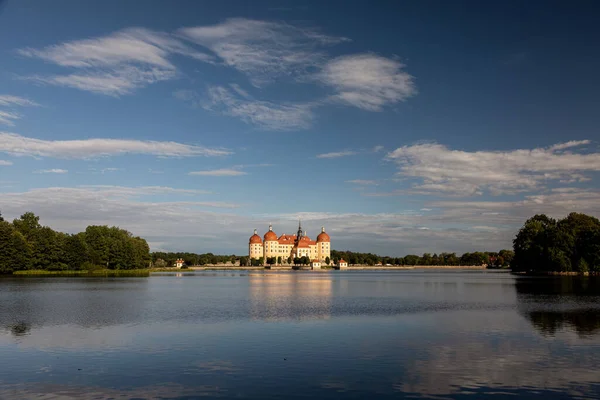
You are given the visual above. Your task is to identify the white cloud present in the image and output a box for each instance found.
[549,140,591,151]
[18,28,212,96]
[189,168,247,176]
[0,132,231,159]
[26,66,177,96]
[33,169,68,174]
[179,18,348,86]
[0,95,39,107]
[319,54,417,111]
[0,95,39,126]
[345,179,378,185]
[386,140,600,196]
[203,86,315,130]
[0,160,13,166]
[0,110,21,126]
[316,150,357,158]
[372,145,384,152]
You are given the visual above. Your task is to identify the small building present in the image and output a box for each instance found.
[175,258,185,268]
[311,259,322,270]
[338,259,348,269]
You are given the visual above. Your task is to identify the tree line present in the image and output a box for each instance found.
[512,212,600,273]
[0,212,151,274]
[151,252,237,267]
[330,249,514,267]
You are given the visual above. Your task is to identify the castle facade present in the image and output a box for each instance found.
[249,222,331,263]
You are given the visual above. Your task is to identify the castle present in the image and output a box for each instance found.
[249,221,331,264]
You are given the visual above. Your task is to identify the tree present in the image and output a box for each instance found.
[0,222,32,273]
[64,233,90,270]
[277,256,282,265]
[325,256,330,265]
[12,212,41,240]
[287,256,292,265]
[512,213,600,273]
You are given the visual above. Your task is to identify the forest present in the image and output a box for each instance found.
[0,212,151,274]
[511,212,600,273]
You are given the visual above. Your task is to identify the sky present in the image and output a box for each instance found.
[1,0,599,256]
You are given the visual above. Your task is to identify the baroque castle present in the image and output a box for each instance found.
[249,222,331,264]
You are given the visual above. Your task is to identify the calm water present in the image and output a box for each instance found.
[1,271,600,399]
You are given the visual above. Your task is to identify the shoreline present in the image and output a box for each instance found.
[6,265,495,276]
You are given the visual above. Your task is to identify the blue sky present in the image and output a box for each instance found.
[1,0,599,256]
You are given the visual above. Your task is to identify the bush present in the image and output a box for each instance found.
[81,261,104,271]
[47,262,69,271]
[578,258,589,273]
[180,265,189,269]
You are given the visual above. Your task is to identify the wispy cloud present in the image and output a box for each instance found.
[189,168,247,176]
[25,66,177,96]
[203,86,315,130]
[316,150,357,158]
[33,169,68,174]
[179,18,348,86]
[345,179,378,185]
[0,110,21,126]
[18,28,213,96]
[319,54,417,111]
[0,95,40,126]
[372,145,384,152]
[0,160,13,166]
[0,132,231,159]
[386,140,600,196]
[0,95,39,107]
[88,167,122,174]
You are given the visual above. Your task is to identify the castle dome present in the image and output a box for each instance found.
[249,229,262,244]
[317,226,330,242]
[264,223,278,241]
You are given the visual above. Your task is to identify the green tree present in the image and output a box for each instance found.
[287,256,292,264]
[325,256,330,265]
[0,222,32,273]
[64,233,90,270]
[12,212,41,240]
[277,256,282,265]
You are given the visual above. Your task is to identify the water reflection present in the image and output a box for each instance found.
[8,321,31,337]
[0,278,150,332]
[515,276,600,337]
[249,273,332,321]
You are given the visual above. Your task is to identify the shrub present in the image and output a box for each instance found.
[81,261,104,271]
[47,262,69,271]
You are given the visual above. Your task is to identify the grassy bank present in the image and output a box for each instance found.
[13,269,152,277]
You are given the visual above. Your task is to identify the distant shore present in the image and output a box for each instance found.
[184,264,489,271]
[7,265,495,277]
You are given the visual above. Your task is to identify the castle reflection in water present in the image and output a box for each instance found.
[248,273,335,321]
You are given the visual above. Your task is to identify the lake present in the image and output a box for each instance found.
[1,270,600,399]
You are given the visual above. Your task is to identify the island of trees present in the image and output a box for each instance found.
[511,212,600,274]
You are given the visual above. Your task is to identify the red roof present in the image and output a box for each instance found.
[278,234,295,244]
[311,259,319,263]
[317,232,330,242]
[264,230,277,241]
[249,234,262,244]
[339,259,346,263]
